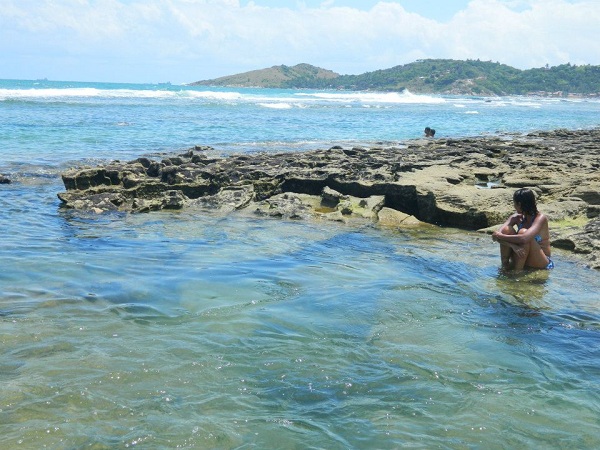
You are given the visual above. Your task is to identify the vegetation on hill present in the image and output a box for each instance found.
[189,63,338,89]
[190,59,600,96]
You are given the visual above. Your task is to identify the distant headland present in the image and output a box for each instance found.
[189,59,600,97]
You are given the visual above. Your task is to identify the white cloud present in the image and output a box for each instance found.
[0,0,598,82]
[440,0,600,68]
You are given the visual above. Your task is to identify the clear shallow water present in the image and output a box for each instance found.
[2,79,600,167]
[1,80,600,448]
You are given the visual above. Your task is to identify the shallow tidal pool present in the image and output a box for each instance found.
[1,200,599,449]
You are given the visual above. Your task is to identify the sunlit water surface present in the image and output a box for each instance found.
[1,181,599,449]
[1,81,599,448]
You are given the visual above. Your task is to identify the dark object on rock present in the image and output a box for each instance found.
[0,175,11,184]
[424,127,436,137]
[321,186,347,207]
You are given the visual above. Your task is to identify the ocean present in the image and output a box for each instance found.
[1,79,599,448]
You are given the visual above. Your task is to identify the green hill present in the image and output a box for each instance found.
[328,59,521,95]
[191,59,600,96]
[189,63,339,88]
[325,59,600,96]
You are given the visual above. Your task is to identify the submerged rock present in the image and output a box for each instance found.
[58,128,600,268]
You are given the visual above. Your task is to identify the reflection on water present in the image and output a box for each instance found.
[493,269,550,308]
[1,187,600,448]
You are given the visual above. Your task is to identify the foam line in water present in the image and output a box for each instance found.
[0,87,445,105]
[294,90,445,104]
[257,102,294,109]
[0,87,245,101]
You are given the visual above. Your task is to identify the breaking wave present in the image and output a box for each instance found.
[0,86,445,107]
[294,90,445,104]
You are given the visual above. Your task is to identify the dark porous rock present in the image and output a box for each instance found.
[194,145,214,152]
[58,129,600,268]
[254,193,315,220]
[132,190,186,212]
[321,186,348,207]
[193,185,255,212]
[0,175,11,184]
[57,191,127,212]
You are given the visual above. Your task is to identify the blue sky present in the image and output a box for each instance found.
[1,0,598,83]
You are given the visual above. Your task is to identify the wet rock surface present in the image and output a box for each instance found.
[58,128,600,268]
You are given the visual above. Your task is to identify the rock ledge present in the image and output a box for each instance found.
[58,129,600,269]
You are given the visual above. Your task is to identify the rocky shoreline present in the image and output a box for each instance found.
[58,128,600,269]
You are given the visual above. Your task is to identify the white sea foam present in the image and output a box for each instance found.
[186,90,243,101]
[0,87,243,101]
[294,90,445,104]
[0,87,103,99]
[257,102,293,109]
[0,86,447,107]
[464,110,479,114]
[507,100,542,108]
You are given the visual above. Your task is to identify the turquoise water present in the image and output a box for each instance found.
[1,80,599,448]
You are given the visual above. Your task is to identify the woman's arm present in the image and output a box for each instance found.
[495,213,521,231]
[493,214,547,245]
[491,213,521,243]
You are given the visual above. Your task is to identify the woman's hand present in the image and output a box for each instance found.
[508,213,523,226]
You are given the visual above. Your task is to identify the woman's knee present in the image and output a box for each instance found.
[501,225,516,235]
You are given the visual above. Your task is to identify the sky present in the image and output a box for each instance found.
[0,0,598,84]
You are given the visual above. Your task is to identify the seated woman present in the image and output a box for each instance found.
[492,188,553,271]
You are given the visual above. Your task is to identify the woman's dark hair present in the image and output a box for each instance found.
[513,188,538,215]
